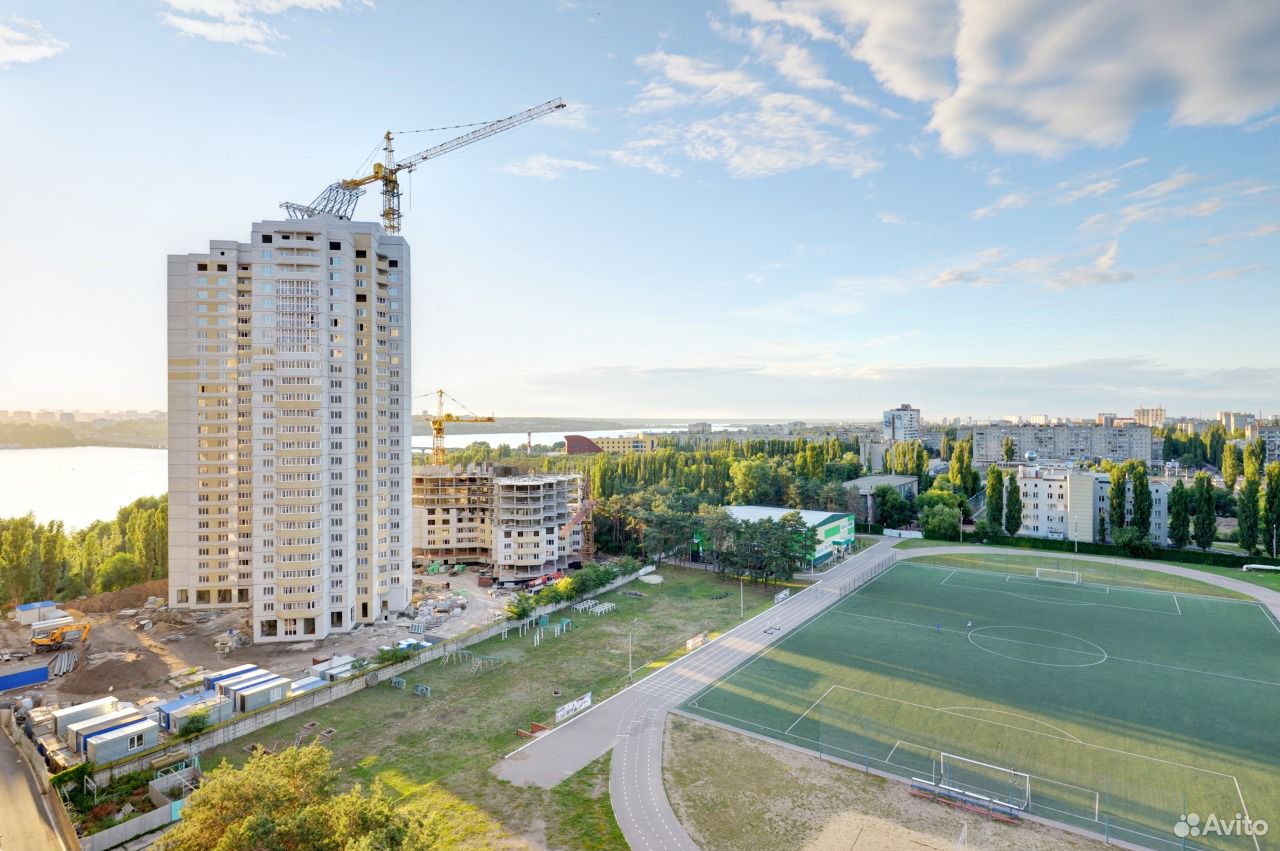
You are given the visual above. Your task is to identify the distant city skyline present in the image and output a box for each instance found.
[2,2,1278,416]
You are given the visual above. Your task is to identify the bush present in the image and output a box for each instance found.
[919,504,962,542]
[374,646,413,665]
[983,533,1280,569]
[178,709,210,738]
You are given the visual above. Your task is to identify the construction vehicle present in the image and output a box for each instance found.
[281,98,566,233]
[422,389,495,466]
[31,622,91,653]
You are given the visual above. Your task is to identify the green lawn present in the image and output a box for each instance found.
[200,567,778,850]
[682,560,1280,851]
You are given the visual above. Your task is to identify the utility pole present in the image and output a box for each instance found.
[627,618,638,682]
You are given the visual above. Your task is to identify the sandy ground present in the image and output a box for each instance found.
[0,570,506,709]
[664,715,1106,851]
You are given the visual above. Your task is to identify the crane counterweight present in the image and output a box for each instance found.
[281,98,565,233]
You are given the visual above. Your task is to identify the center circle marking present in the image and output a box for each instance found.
[967,626,1108,668]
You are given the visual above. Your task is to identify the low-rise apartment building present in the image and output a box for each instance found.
[1015,464,1169,545]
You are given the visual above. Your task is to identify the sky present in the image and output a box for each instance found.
[1,1,1278,421]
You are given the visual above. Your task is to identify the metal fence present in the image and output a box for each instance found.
[90,568,647,785]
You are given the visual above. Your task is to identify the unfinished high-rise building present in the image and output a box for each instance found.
[411,465,585,583]
[167,218,412,642]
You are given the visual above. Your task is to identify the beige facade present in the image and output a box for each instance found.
[168,218,412,643]
[594,434,662,454]
[1014,465,1169,545]
[411,466,494,566]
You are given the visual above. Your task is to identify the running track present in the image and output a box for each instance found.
[491,539,897,851]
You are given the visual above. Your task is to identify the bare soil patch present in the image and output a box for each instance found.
[664,715,1105,851]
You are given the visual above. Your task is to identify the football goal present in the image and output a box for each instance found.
[1035,566,1080,584]
[939,752,1031,810]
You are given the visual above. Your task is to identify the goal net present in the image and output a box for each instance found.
[939,752,1031,810]
[1035,567,1080,584]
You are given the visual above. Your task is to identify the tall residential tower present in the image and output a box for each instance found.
[167,218,412,642]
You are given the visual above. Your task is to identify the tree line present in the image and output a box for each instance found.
[1,495,168,607]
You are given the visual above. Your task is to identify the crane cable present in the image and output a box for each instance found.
[394,118,505,134]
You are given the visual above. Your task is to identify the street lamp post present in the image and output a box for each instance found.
[627,618,639,682]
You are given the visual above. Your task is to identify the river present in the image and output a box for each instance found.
[0,427,698,528]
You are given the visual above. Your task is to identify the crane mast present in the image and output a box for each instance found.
[282,98,566,233]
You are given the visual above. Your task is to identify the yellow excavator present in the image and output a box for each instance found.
[31,622,91,653]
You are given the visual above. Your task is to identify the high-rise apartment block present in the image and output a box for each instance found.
[168,218,412,643]
[882,404,921,442]
[966,423,1154,465]
[1133,406,1166,428]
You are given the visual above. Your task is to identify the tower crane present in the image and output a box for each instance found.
[281,98,566,233]
[419,389,495,466]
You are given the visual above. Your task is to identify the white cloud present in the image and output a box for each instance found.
[500,154,599,181]
[730,1,1280,156]
[1205,222,1280,245]
[1046,241,1135,290]
[0,17,68,68]
[877,211,905,225]
[542,101,594,131]
[864,329,920,347]
[616,53,879,180]
[972,192,1029,220]
[1057,179,1119,204]
[1205,266,1269,280]
[1126,169,1199,200]
[159,0,355,52]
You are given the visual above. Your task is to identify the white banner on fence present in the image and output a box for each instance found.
[774,589,791,604]
[555,692,592,724]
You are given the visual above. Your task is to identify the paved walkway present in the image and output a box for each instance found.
[896,544,1280,619]
[492,539,898,851]
[0,724,63,851]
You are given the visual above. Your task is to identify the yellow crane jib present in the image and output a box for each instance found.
[282,98,566,233]
[422,389,495,466]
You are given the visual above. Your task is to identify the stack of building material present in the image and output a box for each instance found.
[47,649,79,677]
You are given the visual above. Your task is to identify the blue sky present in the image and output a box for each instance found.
[1,0,1278,420]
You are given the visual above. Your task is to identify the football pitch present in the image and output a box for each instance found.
[680,557,1280,851]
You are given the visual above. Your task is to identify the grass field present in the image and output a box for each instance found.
[681,558,1280,851]
[200,567,777,850]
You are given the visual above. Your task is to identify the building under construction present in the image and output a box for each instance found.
[411,464,591,584]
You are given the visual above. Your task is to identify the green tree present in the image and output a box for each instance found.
[985,466,1004,532]
[1003,477,1023,536]
[1238,476,1261,555]
[505,591,535,621]
[1221,443,1241,492]
[1108,466,1129,536]
[1192,472,1216,550]
[96,552,143,593]
[1,515,37,606]
[156,743,419,851]
[38,520,66,601]
[1168,479,1191,549]
[920,504,962,541]
[1130,466,1153,541]
[1114,526,1153,559]
[1001,436,1016,462]
[1264,462,1280,558]
[1244,438,1265,481]
[873,486,914,529]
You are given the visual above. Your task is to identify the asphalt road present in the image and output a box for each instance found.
[492,539,898,851]
[0,726,63,851]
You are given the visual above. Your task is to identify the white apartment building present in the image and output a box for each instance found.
[1258,425,1280,463]
[168,218,412,643]
[883,404,921,442]
[1015,465,1169,545]
[1134,407,1166,428]
[968,423,1154,465]
[411,467,585,582]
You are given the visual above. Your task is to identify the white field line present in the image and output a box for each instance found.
[785,684,836,734]
[940,572,1179,615]
[904,558,1265,607]
[831,608,1280,688]
[1173,595,1182,616]
[1232,774,1262,851]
